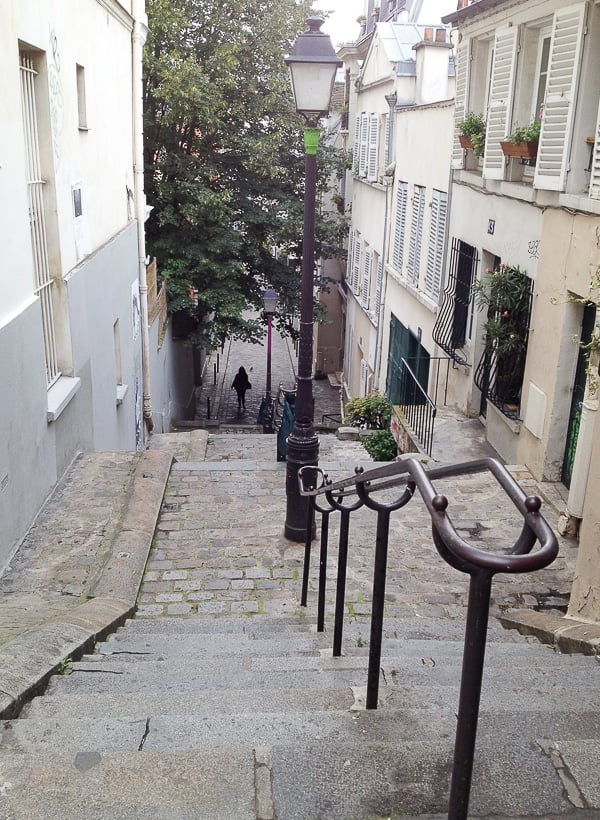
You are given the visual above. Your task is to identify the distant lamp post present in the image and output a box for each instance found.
[262,288,278,434]
[283,18,342,542]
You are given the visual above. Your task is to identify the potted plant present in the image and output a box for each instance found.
[500,121,541,159]
[456,112,486,158]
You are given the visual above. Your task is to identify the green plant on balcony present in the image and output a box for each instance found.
[457,112,486,158]
[500,121,541,159]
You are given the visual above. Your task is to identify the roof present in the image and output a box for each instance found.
[376,21,452,76]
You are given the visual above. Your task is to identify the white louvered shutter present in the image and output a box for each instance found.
[353,114,361,172]
[535,3,586,192]
[359,113,369,177]
[425,190,448,301]
[483,28,518,180]
[452,39,471,170]
[374,256,384,324]
[362,247,372,309]
[352,235,362,293]
[360,358,368,397]
[346,229,354,284]
[367,114,380,182]
[407,185,425,286]
[590,96,600,199]
[392,181,408,272]
[384,113,390,167]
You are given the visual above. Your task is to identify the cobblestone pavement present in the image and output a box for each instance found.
[137,434,579,624]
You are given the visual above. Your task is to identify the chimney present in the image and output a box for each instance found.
[413,28,452,106]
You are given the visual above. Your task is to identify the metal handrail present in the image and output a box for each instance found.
[398,357,437,455]
[298,457,558,820]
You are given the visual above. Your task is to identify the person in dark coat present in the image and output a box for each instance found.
[231,366,251,411]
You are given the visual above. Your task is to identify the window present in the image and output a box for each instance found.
[424,189,448,302]
[392,181,408,272]
[432,239,479,366]
[20,50,60,386]
[354,112,380,180]
[483,28,518,180]
[76,64,88,130]
[406,185,425,286]
[473,265,534,419]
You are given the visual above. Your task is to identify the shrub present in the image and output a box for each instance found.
[362,429,398,461]
[456,112,486,158]
[344,392,392,429]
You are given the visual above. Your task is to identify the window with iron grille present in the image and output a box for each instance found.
[473,265,534,419]
[432,238,479,366]
[20,50,60,387]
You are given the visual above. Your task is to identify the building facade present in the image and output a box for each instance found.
[0,0,178,568]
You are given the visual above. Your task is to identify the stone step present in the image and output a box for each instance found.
[0,733,581,818]
[120,614,528,643]
[0,750,256,820]
[22,685,358,720]
[1,707,461,753]
[98,635,323,657]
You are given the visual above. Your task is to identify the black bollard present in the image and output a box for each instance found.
[207,397,211,419]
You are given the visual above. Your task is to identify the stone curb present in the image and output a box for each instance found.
[499,608,600,655]
[0,448,173,719]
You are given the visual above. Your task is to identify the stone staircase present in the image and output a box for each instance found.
[1,610,599,819]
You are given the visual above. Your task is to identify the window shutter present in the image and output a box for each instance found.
[535,3,586,192]
[359,113,369,177]
[590,97,600,199]
[360,358,368,397]
[374,256,384,323]
[346,229,354,284]
[407,185,425,286]
[392,181,408,272]
[353,235,362,293]
[384,113,390,167]
[483,28,518,180]
[367,114,380,182]
[353,114,361,172]
[425,190,448,302]
[452,39,471,170]
[362,247,372,309]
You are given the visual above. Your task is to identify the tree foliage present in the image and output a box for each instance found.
[143,0,347,349]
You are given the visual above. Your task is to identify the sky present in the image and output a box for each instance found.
[314,1,458,48]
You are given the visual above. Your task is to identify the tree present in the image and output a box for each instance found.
[143,0,347,349]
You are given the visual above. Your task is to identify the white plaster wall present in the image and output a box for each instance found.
[8,0,134,277]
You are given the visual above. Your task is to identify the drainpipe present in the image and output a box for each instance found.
[558,342,600,537]
[132,0,154,434]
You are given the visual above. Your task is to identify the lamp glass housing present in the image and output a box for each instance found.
[263,288,278,314]
[287,61,338,119]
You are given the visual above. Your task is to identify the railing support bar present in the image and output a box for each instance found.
[317,511,330,632]
[448,570,493,820]
[300,498,315,607]
[366,508,391,709]
[333,509,351,657]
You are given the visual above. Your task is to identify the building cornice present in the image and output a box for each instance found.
[95,0,134,30]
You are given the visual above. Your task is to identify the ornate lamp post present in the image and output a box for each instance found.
[262,288,278,434]
[283,18,342,542]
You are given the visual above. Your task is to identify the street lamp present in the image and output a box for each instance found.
[262,288,278,434]
[283,18,342,542]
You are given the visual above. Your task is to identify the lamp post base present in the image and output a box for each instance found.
[284,427,319,542]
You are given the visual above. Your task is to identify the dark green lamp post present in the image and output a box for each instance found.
[283,18,342,542]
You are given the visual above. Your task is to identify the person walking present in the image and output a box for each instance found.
[231,366,251,412]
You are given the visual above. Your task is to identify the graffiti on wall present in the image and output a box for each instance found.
[48,28,63,170]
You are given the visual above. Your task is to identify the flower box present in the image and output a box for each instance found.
[458,135,474,150]
[500,140,538,160]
